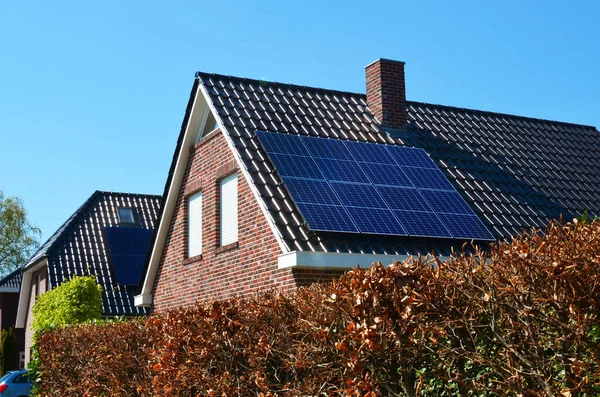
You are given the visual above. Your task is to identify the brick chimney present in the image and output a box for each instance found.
[365,58,407,132]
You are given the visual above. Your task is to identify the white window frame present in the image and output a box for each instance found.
[219,173,238,246]
[187,192,203,257]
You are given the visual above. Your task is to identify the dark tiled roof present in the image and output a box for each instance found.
[27,191,161,316]
[0,268,22,290]
[198,72,600,253]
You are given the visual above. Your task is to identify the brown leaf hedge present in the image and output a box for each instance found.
[36,219,600,396]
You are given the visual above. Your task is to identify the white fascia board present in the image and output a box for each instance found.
[278,251,412,270]
[0,287,19,293]
[137,83,205,305]
[197,83,290,255]
[16,258,47,329]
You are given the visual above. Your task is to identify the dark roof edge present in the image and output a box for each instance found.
[195,71,597,131]
[0,267,22,284]
[195,71,366,100]
[137,77,201,295]
[96,191,162,199]
[408,100,598,131]
[25,190,102,267]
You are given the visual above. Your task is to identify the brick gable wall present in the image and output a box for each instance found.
[152,129,344,312]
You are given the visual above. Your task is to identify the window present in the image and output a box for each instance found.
[187,192,203,257]
[118,208,135,224]
[219,173,238,246]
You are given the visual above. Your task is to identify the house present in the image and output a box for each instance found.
[0,268,25,367]
[135,58,600,313]
[16,191,161,363]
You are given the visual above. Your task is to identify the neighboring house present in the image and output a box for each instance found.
[16,191,161,364]
[136,58,600,313]
[0,268,25,367]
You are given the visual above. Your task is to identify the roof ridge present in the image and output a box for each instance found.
[408,100,598,131]
[96,190,162,199]
[195,71,366,99]
[196,71,597,131]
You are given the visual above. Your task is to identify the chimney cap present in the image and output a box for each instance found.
[365,58,406,69]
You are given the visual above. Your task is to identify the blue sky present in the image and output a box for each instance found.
[1,0,599,243]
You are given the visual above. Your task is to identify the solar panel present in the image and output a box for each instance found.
[302,135,354,160]
[256,131,494,241]
[437,213,495,240]
[105,227,153,286]
[419,190,474,214]
[346,207,406,235]
[386,145,438,169]
[361,163,413,187]
[377,186,432,212]
[269,154,324,179]
[402,167,455,190]
[295,203,358,233]
[344,140,396,164]
[284,179,341,206]
[392,211,453,238]
[330,182,387,209]
[256,130,309,156]
[315,158,370,183]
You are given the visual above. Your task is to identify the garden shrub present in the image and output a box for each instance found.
[34,219,600,396]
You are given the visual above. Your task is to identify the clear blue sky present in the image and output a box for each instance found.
[1,0,599,244]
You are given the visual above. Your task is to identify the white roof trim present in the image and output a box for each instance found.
[136,79,289,308]
[0,287,19,293]
[136,83,205,307]
[278,251,412,269]
[16,258,48,329]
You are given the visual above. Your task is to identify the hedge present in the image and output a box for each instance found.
[35,219,600,396]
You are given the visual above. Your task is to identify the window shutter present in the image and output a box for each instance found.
[188,192,202,257]
[220,173,238,245]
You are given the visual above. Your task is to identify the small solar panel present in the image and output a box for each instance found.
[105,227,153,286]
[295,203,358,233]
[315,158,370,183]
[256,131,494,241]
[330,182,387,209]
[437,213,495,240]
[257,130,309,156]
[377,186,432,212]
[392,211,453,238]
[344,140,396,164]
[361,163,413,187]
[386,146,437,169]
[346,207,407,235]
[402,167,455,191]
[269,154,324,179]
[420,190,473,215]
[302,135,354,160]
[284,179,341,206]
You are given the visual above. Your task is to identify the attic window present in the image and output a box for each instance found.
[195,111,218,142]
[118,208,135,224]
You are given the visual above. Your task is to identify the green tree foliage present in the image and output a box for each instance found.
[32,275,103,332]
[0,190,40,274]
[0,327,19,373]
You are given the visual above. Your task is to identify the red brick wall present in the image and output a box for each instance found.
[152,129,325,312]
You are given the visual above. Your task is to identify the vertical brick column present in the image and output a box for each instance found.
[365,58,407,131]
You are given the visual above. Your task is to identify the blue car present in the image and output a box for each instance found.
[0,370,31,397]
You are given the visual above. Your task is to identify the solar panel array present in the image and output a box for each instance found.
[105,227,154,286]
[257,131,494,241]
